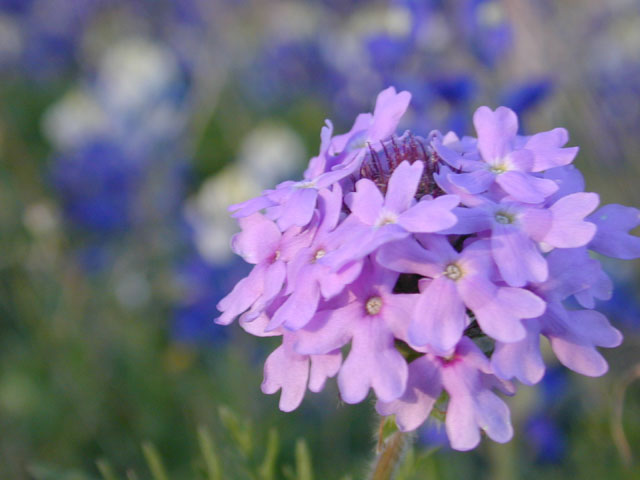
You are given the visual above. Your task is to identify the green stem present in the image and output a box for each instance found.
[370,431,408,480]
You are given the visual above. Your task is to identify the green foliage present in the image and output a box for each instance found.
[82,410,318,480]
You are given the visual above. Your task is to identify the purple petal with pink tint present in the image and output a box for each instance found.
[276,187,319,231]
[410,276,466,351]
[491,224,548,287]
[496,171,557,204]
[474,106,518,161]
[216,263,267,325]
[384,161,423,213]
[544,192,599,248]
[525,128,579,171]
[308,350,342,392]
[262,336,309,412]
[376,238,441,277]
[368,87,411,143]
[348,178,384,225]
[376,355,442,431]
[232,213,281,264]
[588,204,640,259]
[492,319,545,385]
[397,195,459,233]
[448,169,495,194]
[338,319,408,403]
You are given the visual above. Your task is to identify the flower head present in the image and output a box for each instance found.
[217,87,635,451]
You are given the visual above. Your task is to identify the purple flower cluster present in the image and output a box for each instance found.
[217,87,640,450]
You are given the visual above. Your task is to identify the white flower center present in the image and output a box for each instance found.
[375,211,398,227]
[365,296,383,316]
[489,163,508,174]
[312,249,326,262]
[444,263,463,281]
[494,211,514,224]
[297,180,316,189]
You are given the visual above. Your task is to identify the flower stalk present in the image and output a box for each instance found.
[370,429,409,480]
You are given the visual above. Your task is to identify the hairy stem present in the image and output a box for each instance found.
[369,431,408,480]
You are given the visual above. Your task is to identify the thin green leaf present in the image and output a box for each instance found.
[142,442,169,480]
[218,406,252,456]
[125,470,139,480]
[96,459,119,480]
[257,428,279,480]
[197,426,222,480]
[295,438,313,480]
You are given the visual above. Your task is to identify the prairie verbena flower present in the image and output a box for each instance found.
[217,87,640,451]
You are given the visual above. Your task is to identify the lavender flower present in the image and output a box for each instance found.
[217,87,635,451]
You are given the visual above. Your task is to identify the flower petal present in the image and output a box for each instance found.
[588,204,640,259]
[261,339,309,412]
[376,356,442,431]
[544,192,599,248]
[338,319,408,403]
[474,106,518,161]
[308,350,342,392]
[410,276,466,352]
[384,161,423,212]
[397,194,460,233]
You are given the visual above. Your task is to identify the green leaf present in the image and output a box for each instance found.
[257,428,279,480]
[218,406,252,456]
[295,438,314,480]
[125,471,139,480]
[96,459,119,480]
[394,446,415,480]
[197,426,223,480]
[378,416,400,451]
[142,442,170,480]
[27,464,90,480]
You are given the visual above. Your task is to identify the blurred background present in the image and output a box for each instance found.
[1,0,639,478]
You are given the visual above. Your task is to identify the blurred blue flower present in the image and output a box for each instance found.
[172,253,240,344]
[539,366,569,406]
[600,277,640,331]
[457,0,512,67]
[417,417,450,450]
[524,414,567,464]
[523,366,569,464]
[0,0,107,76]
[0,0,34,13]
[51,140,141,233]
[501,79,553,117]
[243,38,344,109]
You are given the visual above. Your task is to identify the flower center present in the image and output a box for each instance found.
[444,263,463,280]
[312,248,326,262]
[297,180,316,189]
[494,211,514,225]
[375,212,398,227]
[365,296,383,316]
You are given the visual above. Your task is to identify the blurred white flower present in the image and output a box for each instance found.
[0,14,22,64]
[41,89,107,151]
[115,271,151,310]
[42,37,186,152]
[237,122,305,187]
[96,37,181,118]
[23,202,60,236]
